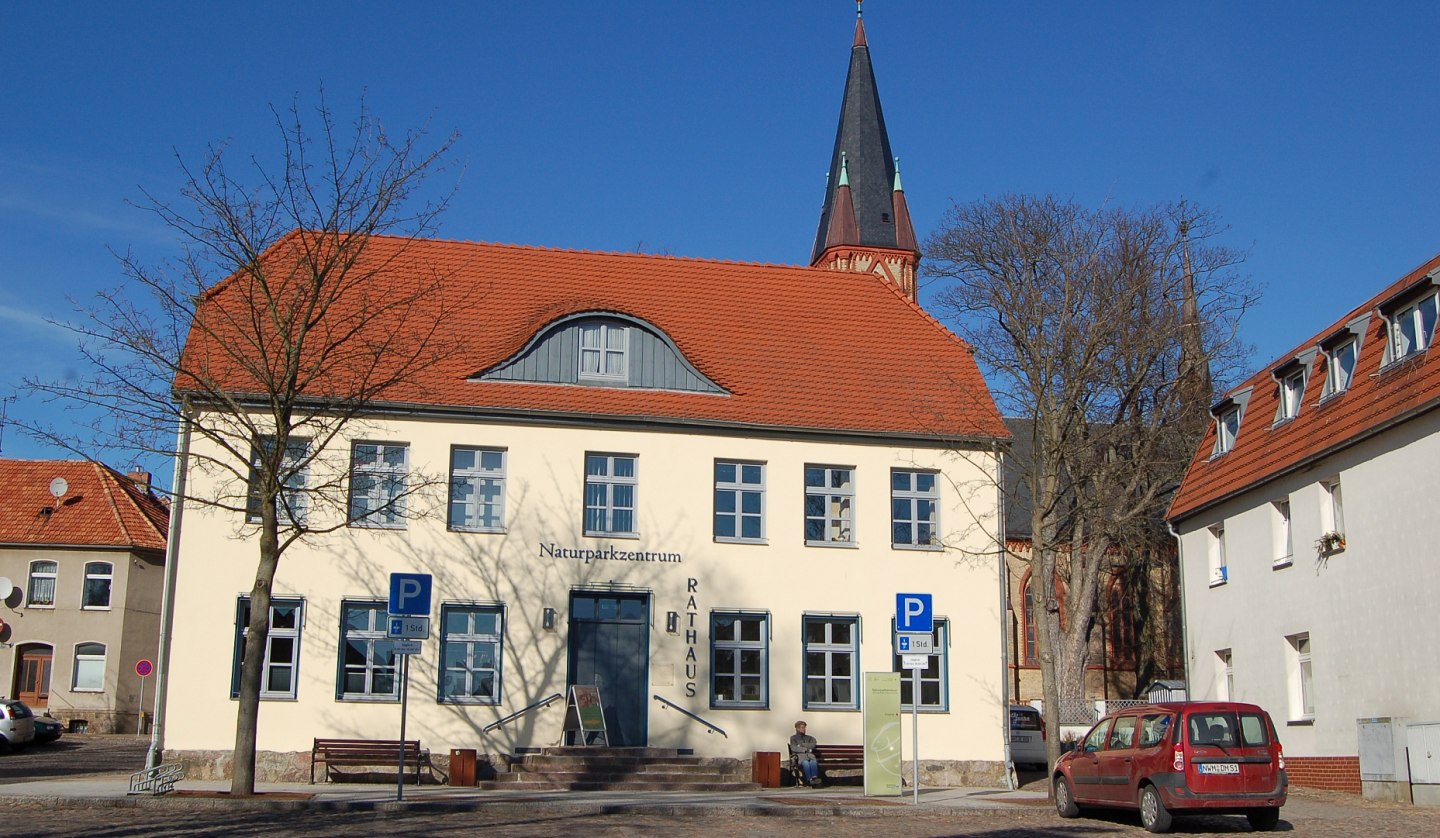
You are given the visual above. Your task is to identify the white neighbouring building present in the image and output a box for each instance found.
[1167,252,1440,802]
[158,13,1017,784]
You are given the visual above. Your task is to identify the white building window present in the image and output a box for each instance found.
[1208,524,1227,585]
[714,461,764,542]
[247,435,310,526]
[1272,499,1292,566]
[1214,407,1240,455]
[439,604,503,704]
[803,615,858,710]
[711,612,768,708]
[893,619,948,711]
[1287,633,1314,720]
[232,597,303,700]
[579,321,628,382]
[1321,477,1345,546]
[1278,369,1305,421]
[584,453,637,536]
[338,601,398,700]
[1388,291,1438,362]
[349,442,409,528]
[449,447,506,532]
[1217,649,1233,700]
[81,562,113,609]
[1323,338,1357,396]
[804,465,854,546]
[26,560,57,607]
[72,642,106,691]
[891,469,940,549]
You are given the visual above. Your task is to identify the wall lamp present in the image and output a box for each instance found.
[666,611,680,634]
[542,607,557,631]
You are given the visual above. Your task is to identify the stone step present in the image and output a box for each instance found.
[494,770,744,784]
[534,746,684,758]
[474,779,763,792]
[511,756,719,770]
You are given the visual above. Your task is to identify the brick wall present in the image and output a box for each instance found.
[1285,755,1361,794]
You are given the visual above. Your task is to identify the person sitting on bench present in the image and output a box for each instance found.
[790,720,820,787]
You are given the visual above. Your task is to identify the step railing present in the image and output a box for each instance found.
[129,762,185,795]
[483,692,564,734]
[652,694,727,738]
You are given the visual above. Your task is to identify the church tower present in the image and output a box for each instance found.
[810,2,920,301]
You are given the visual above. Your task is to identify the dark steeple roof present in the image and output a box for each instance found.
[810,10,915,265]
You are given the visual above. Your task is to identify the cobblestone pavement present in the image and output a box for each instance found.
[0,734,150,783]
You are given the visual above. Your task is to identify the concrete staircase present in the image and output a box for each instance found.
[476,747,760,792]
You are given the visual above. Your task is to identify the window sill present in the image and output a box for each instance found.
[892,543,943,552]
[901,706,950,714]
[1378,351,1427,377]
[348,522,408,531]
[25,604,57,610]
[1208,577,1228,588]
[232,694,300,702]
[1316,390,1346,407]
[71,688,105,694]
[80,606,113,611]
[337,696,402,703]
[1286,717,1315,726]
[711,703,770,711]
[1272,557,1293,570]
[1270,416,1297,430]
[801,706,860,712]
[805,541,858,549]
[583,531,640,540]
[449,526,507,535]
[439,698,501,706]
[714,536,768,546]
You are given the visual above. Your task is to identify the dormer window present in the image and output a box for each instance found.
[579,322,628,382]
[1215,406,1240,455]
[1322,337,1358,396]
[1277,368,1305,422]
[1388,291,1438,363]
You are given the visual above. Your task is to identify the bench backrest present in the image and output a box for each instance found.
[314,738,422,755]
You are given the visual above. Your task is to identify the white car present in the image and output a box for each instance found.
[0,700,37,749]
[1010,705,1048,768]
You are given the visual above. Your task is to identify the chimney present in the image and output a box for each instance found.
[127,470,152,490]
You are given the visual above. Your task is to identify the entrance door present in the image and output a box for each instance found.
[16,646,53,708]
[568,592,649,747]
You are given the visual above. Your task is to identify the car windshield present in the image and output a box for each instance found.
[1010,709,1042,730]
[1187,711,1269,747]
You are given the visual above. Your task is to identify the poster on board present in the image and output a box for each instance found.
[563,684,609,746]
[863,672,902,795]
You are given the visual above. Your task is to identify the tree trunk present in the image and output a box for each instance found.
[231,508,280,797]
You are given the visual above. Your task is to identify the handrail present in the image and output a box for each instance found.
[652,694,727,738]
[483,692,564,733]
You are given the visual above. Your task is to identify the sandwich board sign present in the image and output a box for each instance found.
[563,684,609,747]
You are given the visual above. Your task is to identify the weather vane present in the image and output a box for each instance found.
[857,0,864,18]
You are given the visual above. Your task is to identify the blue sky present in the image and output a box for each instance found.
[2,2,1438,479]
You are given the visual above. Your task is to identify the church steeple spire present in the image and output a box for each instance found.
[811,3,920,301]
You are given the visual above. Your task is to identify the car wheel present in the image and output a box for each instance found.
[1053,774,1080,818]
[1246,807,1281,831]
[1139,784,1173,833]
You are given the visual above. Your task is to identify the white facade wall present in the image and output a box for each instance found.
[1176,408,1440,759]
[165,414,1006,765]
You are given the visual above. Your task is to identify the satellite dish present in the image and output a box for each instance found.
[0,576,12,596]
[49,477,69,499]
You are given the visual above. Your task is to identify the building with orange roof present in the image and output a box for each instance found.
[159,9,1015,786]
[1167,253,1440,799]
[0,458,169,734]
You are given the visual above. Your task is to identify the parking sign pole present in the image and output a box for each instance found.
[396,653,410,802]
[912,666,921,804]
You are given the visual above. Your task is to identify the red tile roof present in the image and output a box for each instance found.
[1168,252,1440,522]
[0,459,169,552]
[180,234,1008,442]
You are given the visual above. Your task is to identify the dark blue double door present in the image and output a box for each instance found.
[568,591,650,746]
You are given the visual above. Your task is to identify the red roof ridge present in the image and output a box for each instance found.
[360,231,824,272]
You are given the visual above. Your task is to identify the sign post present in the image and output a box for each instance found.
[896,593,933,805]
[135,659,153,737]
[388,573,432,802]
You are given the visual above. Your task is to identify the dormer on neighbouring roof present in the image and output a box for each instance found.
[1209,388,1252,457]
[1376,269,1439,368]
[1271,350,1318,425]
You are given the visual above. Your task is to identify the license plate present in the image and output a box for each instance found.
[1198,762,1240,775]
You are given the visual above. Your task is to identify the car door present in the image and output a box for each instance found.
[1237,709,1281,795]
[1183,709,1248,796]
[1094,714,1139,803]
[1066,719,1113,802]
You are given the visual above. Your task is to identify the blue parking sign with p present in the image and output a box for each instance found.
[389,572,432,616]
[896,593,933,633]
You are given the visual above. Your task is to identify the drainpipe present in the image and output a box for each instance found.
[146,404,191,769]
[996,443,1016,790]
[1166,521,1191,696]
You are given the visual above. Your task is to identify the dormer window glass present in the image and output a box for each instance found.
[1323,338,1357,396]
[579,322,628,382]
[1278,369,1305,421]
[1215,407,1240,455]
[1389,291,1438,362]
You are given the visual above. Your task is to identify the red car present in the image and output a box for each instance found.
[1052,701,1287,833]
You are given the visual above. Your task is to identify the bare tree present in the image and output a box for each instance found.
[25,94,461,795]
[925,195,1256,768]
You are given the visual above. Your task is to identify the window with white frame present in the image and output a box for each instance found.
[584,453,637,536]
[893,619,948,710]
[1287,633,1314,719]
[891,469,939,549]
[449,447,506,532]
[1278,369,1305,421]
[338,601,398,700]
[803,615,859,709]
[349,442,409,527]
[711,612,768,708]
[1322,478,1345,537]
[804,465,854,546]
[714,461,764,542]
[1214,407,1240,455]
[26,560,57,607]
[1272,499,1292,565]
[1323,338,1358,396]
[1217,649,1233,700]
[439,604,503,704]
[231,597,303,700]
[72,642,106,691]
[81,562,112,609]
[1388,291,1438,363]
[1208,524,1227,585]
[247,435,310,526]
[578,321,628,382]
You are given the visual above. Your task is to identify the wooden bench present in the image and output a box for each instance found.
[310,738,429,784]
[790,744,864,785]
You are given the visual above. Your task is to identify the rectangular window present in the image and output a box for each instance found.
[231,597,303,700]
[1272,500,1292,566]
[803,615,859,710]
[1389,292,1438,362]
[72,642,106,691]
[1214,408,1240,454]
[804,465,854,546]
[711,612,768,708]
[1208,524,1227,585]
[893,619,948,711]
[584,453,637,536]
[439,604,503,704]
[714,461,765,542]
[349,442,409,528]
[338,601,399,700]
[1322,478,1345,536]
[247,436,310,525]
[26,560,57,607]
[1216,649,1233,701]
[578,321,628,382]
[1287,633,1314,719]
[449,447,506,532]
[891,469,940,549]
[1278,370,1305,421]
[81,562,113,609]
[1323,338,1357,396]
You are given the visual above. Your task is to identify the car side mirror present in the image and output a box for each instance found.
[1084,743,1099,753]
